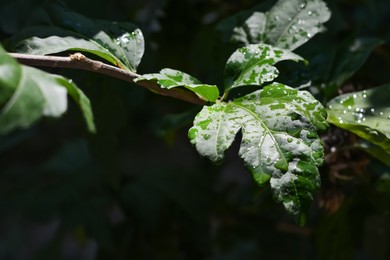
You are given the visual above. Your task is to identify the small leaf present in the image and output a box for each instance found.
[136,68,219,102]
[189,83,328,219]
[327,85,390,154]
[0,45,95,134]
[224,43,304,92]
[8,2,144,71]
[232,0,331,50]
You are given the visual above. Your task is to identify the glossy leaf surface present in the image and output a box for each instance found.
[9,2,144,71]
[189,83,328,220]
[0,45,95,134]
[224,44,304,92]
[136,68,219,102]
[327,85,390,154]
[232,0,331,50]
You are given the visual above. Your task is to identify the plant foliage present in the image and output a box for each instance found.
[1,2,390,257]
[0,45,95,134]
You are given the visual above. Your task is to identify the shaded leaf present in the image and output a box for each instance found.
[310,37,383,98]
[224,43,304,92]
[136,68,219,102]
[327,85,390,154]
[189,83,328,220]
[355,140,390,167]
[232,0,331,50]
[0,45,95,134]
[8,2,144,71]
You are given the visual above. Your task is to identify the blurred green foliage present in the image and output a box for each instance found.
[0,0,390,259]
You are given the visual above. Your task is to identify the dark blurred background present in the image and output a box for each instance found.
[0,0,390,259]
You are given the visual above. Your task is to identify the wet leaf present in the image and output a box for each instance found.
[8,2,144,71]
[327,85,390,154]
[224,43,304,92]
[0,45,95,134]
[136,68,219,102]
[232,0,331,50]
[189,83,328,220]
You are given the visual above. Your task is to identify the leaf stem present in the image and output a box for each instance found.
[220,91,229,102]
[9,52,206,106]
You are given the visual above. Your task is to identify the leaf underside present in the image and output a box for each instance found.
[189,83,328,221]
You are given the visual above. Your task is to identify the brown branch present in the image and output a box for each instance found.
[9,52,206,106]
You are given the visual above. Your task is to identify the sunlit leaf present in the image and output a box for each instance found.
[224,43,304,92]
[189,83,328,221]
[232,0,331,50]
[327,85,390,154]
[0,45,95,134]
[136,68,219,102]
[8,2,144,71]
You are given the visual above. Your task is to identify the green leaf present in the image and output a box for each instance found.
[355,140,390,168]
[189,83,328,219]
[135,68,219,102]
[0,45,95,134]
[327,85,390,154]
[232,0,331,50]
[8,2,144,71]
[310,37,383,98]
[224,43,304,92]
[232,12,267,45]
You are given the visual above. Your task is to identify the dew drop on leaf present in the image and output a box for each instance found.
[274,159,288,171]
[203,134,211,140]
[188,128,198,140]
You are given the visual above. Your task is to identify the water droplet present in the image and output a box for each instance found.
[343,110,347,114]
[300,3,306,9]
[353,94,357,98]
[348,106,352,110]
[203,134,211,140]
[287,137,293,143]
[379,112,384,116]
[308,11,313,16]
[274,159,288,171]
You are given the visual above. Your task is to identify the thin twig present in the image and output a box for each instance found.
[9,52,206,105]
